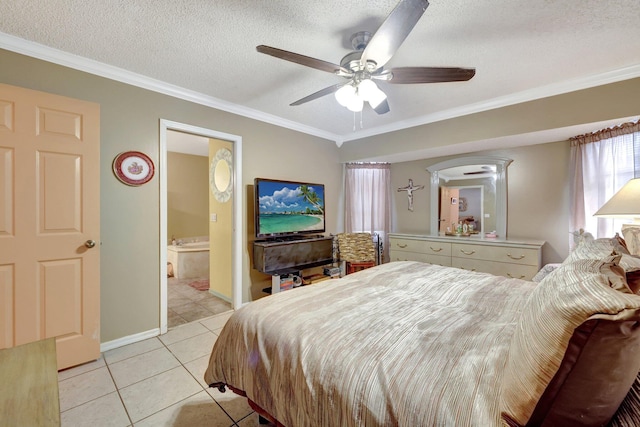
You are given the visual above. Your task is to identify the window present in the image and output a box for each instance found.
[570,121,640,239]
[344,163,391,262]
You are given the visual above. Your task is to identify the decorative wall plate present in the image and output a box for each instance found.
[113,151,154,186]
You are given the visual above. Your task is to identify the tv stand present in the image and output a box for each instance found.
[256,234,325,243]
[253,235,334,292]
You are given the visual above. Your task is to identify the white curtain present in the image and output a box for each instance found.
[344,163,392,262]
[570,121,640,240]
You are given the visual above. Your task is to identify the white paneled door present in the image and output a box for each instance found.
[0,83,100,370]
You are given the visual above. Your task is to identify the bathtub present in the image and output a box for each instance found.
[167,238,210,279]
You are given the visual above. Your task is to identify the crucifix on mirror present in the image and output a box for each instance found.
[397,179,424,211]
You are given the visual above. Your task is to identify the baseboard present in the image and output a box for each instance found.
[100,328,160,353]
[208,289,232,303]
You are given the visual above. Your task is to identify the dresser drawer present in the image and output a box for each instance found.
[424,254,452,267]
[388,234,543,280]
[451,258,539,280]
[390,237,452,256]
[390,250,429,263]
[390,250,452,267]
[451,243,540,266]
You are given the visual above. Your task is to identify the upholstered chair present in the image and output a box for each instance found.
[336,233,377,274]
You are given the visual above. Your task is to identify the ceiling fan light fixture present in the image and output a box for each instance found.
[356,79,377,100]
[346,95,364,112]
[257,0,475,118]
[358,79,387,108]
[335,84,356,107]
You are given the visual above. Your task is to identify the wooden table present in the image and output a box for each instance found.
[0,338,61,426]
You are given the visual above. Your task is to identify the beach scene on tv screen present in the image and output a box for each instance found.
[258,181,325,235]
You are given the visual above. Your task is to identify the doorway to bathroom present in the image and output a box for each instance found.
[159,120,242,334]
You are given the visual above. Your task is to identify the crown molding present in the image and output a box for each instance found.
[2,32,639,147]
[0,32,340,143]
[340,63,640,143]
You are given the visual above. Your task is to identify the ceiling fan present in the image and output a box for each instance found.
[256,0,475,115]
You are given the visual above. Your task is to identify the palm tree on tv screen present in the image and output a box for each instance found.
[299,185,323,214]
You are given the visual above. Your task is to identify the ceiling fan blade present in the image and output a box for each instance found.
[290,84,346,106]
[372,99,390,115]
[360,0,429,70]
[257,45,350,75]
[384,67,476,84]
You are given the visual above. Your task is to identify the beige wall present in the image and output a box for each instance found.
[167,152,209,241]
[390,140,571,266]
[339,78,640,163]
[209,139,233,300]
[2,46,636,344]
[0,49,343,342]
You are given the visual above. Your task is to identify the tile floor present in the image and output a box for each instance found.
[58,311,271,427]
[167,276,233,328]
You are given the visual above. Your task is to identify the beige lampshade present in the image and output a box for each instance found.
[594,178,640,220]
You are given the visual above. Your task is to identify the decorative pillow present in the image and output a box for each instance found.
[621,226,640,256]
[603,256,634,294]
[609,372,640,427]
[611,233,631,255]
[626,269,640,294]
[571,228,595,246]
[531,263,561,283]
[617,252,640,270]
[563,238,616,265]
[612,253,640,293]
[500,256,640,427]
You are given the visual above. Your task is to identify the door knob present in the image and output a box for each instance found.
[85,240,96,248]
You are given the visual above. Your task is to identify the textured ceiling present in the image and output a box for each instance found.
[1,0,639,145]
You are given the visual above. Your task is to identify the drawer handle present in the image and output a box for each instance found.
[460,249,476,255]
[507,253,525,260]
[429,246,443,252]
[507,273,526,279]
[397,243,408,248]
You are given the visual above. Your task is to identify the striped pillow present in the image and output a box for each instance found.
[618,253,640,271]
[501,257,640,426]
[563,237,620,265]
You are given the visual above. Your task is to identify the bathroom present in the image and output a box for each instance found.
[167,235,210,280]
[166,131,233,327]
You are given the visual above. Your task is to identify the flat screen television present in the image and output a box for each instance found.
[254,178,325,239]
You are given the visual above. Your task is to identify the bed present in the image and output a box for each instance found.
[205,238,640,427]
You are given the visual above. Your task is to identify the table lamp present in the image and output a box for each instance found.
[594,178,640,255]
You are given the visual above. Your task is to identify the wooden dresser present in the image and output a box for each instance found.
[389,233,544,281]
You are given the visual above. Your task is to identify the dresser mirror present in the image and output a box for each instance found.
[426,156,512,238]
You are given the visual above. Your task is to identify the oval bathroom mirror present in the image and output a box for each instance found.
[210,148,233,203]
[214,159,231,191]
